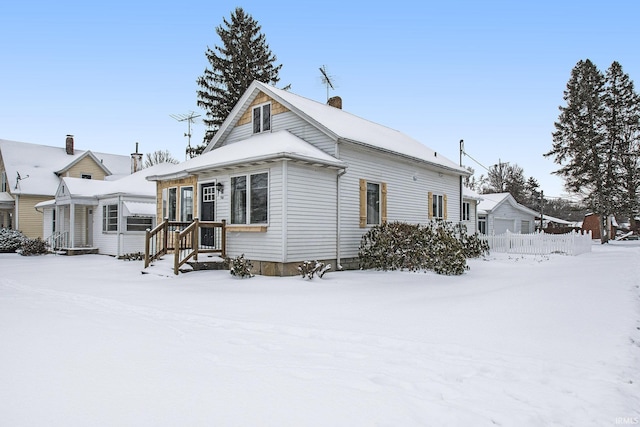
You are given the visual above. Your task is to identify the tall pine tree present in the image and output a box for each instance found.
[195,7,282,155]
[603,61,640,231]
[545,59,613,242]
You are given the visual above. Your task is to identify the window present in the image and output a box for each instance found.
[359,179,387,228]
[478,215,487,234]
[102,204,118,232]
[252,104,271,134]
[428,192,446,220]
[126,216,154,232]
[180,187,193,221]
[231,172,268,225]
[81,173,92,179]
[462,202,470,221]
[1,171,6,192]
[203,185,216,202]
[366,182,380,225]
[167,188,177,221]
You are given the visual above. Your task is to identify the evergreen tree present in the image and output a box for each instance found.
[603,61,640,231]
[196,7,282,154]
[545,59,613,242]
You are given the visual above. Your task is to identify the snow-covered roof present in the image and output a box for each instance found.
[477,192,539,217]
[147,131,347,181]
[462,187,483,201]
[0,139,131,196]
[205,81,467,175]
[60,162,174,199]
[123,201,156,217]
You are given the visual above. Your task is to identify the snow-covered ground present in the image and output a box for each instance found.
[1,242,639,426]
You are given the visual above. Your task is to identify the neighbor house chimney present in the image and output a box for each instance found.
[131,142,143,174]
[327,96,342,109]
[65,135,74,155]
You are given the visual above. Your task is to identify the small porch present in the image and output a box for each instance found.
[144,218,227,275]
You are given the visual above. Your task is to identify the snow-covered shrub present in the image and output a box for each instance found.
[228,254,254,278]
[457,224,490,258]
[19,237,49,256]
[298,260,331,279]
[0,228,27,253]
[358,221,470,275]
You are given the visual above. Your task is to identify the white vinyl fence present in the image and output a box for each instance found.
[481,230,592,256]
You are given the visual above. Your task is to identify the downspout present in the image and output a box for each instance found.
[335,140,346,271]
[282,161,288,264]
[14,194,19,231]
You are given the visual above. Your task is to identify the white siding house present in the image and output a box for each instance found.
[476,192,538,235]
[37,163,173,256]
[147,81,471,275]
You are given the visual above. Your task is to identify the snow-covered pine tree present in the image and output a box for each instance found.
[545,59,613,243]
[603,61,640,232]
[196,7,282,154]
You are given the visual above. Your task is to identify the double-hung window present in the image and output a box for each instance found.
[103,204,118,232]
[231,172,268,225]
[126,216,154,232]
[252,104,271,134]
[164,188,177,221]
[432,194,444,219]
[359,179,387,228]
[462,202,470,221]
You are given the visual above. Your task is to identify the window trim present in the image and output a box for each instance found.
[180,186,194,222]
[230,171,269,226]
[166,187,177,221]
[462,202,470,221]
[428,192,447,220]
[102,204,118,233]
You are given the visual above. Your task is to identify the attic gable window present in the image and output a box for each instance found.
[252,103,271,134]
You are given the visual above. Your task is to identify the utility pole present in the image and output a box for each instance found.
[539,190,544,231]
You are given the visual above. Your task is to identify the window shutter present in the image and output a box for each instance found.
[359,179,366,228]
[381,182,388,224]
[428,191,433,219]
[443,194,448,220]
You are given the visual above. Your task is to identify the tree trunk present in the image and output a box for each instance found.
[600,215,610,244]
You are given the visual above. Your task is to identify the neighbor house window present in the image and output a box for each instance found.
[126,216,154,232]
[478,216,487,234]
[231,172,268,224]
[252,104,271,134]
[102,204,118,232]
[81,173,92,179]
[1,171,6,192]
[462,202,470,221]
[359,179,387,228]
[167,188,177,221]
[180,187,194,221]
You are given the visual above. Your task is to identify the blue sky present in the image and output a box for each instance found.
[2,0,639,198]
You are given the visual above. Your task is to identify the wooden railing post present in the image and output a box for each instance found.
[173,230,181,275]
[193,218,199,262]
[221,219,226,258]
[144,229,151,268]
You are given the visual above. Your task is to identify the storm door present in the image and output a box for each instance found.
[200,183,216,247]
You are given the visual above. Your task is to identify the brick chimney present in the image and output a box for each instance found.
[131,142,143,174]
[327,96,342,109]
[65,135,74,155]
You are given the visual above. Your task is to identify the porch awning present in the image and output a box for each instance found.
[34,199,56,209]
[123,201,156,217]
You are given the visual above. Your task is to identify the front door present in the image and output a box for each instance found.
[201,183,216,247]
[86,208,93,247]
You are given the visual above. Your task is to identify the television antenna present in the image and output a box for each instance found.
[319,65,335,101]
[170,111,201,159]
[15,171,29,190]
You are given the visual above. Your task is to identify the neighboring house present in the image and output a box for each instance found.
[581,213,617,240]
[36,162,174,256]
[476,192,538,235]
[0,136,131,239]
[146,81,470,275]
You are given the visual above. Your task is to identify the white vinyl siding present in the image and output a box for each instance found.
[286,163,337,261]
[338,144,460,259]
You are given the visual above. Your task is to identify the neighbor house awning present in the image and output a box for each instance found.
[0,192,15,209]
[122,201,156,217]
